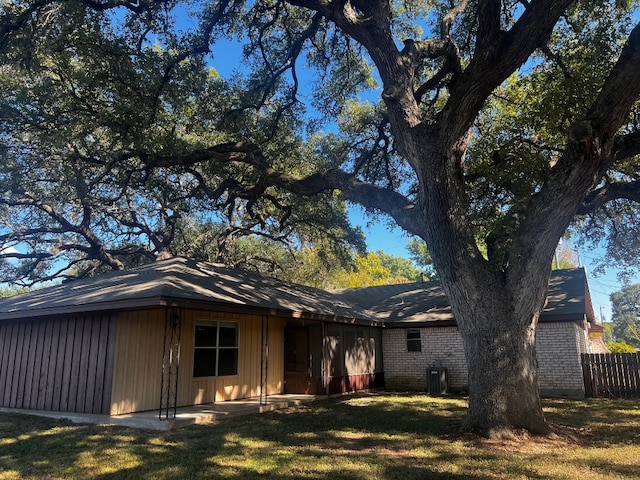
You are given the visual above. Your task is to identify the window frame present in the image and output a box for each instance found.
[406,328,422,352]
[193,321,239,378]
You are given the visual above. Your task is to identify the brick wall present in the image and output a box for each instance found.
[383,321,586,398]
[536,321,587,397]
[383,327,467,391]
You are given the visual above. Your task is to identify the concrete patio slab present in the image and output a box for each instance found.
[0,394,323,431]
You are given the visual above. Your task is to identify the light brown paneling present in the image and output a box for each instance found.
[110,308,165,415]
[266,316,284,394]
[2,307,287,416]
[177,311,285,408]
[111,309,285,415]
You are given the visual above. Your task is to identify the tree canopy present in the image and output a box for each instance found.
[0,1,365,284]
[606,341,637,353]
[610,283,640,348]
[334,250,422,287]
[2,0,640,437]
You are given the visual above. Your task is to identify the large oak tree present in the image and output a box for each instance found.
[2,0,640,437]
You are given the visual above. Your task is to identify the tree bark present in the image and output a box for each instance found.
[455,285,550,437]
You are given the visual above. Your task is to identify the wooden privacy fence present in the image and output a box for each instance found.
[581,353,640,398]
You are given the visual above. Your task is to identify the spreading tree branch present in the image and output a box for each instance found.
[508,21,640,280]
[578,182,640,215]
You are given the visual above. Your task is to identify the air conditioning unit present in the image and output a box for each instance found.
[428,367,448,395]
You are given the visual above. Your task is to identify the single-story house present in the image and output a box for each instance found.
[0,257,602,417]
[334,268,607,398]
[0,257,383,416]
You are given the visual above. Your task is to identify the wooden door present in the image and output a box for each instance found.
[284,327,313,394]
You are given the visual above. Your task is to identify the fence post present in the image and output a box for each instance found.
[582,354,594,397]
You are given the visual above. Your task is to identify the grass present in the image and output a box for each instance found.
[0,393,639,479]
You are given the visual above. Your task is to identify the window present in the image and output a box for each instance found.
[193,322,239,377]
[406,329,422,352]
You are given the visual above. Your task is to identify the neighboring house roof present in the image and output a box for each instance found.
[333,268,596,327]
[0,257,379,324]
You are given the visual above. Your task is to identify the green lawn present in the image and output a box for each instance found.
[1,393,638,479]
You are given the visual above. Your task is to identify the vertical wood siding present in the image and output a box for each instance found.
[110,309,285,415]
[110,309,164,415]
[176,310,284,408]
[321,324,383,395]
[0,314,116,414]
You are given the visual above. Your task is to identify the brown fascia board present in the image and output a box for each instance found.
[383,313,584,329]
[159,296,384,327]
[384,319,457,328]
[0,295,384,328]
[538,313,585,323]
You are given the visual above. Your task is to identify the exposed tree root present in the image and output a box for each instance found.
[448,423,588,452]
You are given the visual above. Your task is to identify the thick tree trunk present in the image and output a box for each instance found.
[458,307,551,437]
[430,260,554,438]
[406,121,558,438]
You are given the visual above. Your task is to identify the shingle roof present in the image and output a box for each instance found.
[332,268,595,327]
[0,257,379,324]
[0,258,594,327]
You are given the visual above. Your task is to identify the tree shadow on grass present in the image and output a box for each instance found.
[1,394,638,479]
[544,398,640,447]
[0,395,467,479]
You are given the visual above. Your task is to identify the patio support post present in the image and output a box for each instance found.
[322,321,330,396]
[260,315,269,405]
[159,307,181,420]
